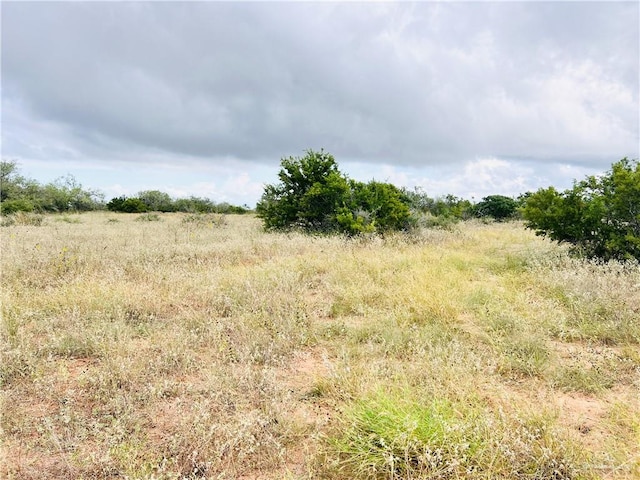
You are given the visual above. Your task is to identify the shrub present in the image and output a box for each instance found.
[107,196,149,213]
[403,189,474,220]
[137,190,175,212]
[521,158,640,260]
[257,149,349,232]
[474,195,519,221]
[341,181,411,234]
[1,161,103,213]
[256,150,412,235]
[0,198,35,214]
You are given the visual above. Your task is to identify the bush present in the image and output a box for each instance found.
[107,196,149,213]
[1,161,103,213]
[137,190,175,212]
[0,198,35,214]
[403,189,474,220]
[338,181,411,234]
[256,150,412,235]
[474,195,519,221]
[521,158,640,261]
[257,149,349,232]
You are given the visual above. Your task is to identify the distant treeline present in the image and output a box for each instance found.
[1,158,522,220]
[0,160,250,215]
[106,192,250,214]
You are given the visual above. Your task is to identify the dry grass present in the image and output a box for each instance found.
[1,212,638,479]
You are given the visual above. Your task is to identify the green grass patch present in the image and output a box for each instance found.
[324,389,589,479]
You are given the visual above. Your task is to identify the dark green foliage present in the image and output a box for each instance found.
[1,198,36,214]
[106,196,148,213]
[173,196,215,213]
[257,150,350,232]
[474,195,519,221]
[338,181,411,234]
[172,197,249,214]
[106,196,127,212]
[120,198,149,213]
[521,158,640,261]
[107,193,250,215]
[256,150,412,234]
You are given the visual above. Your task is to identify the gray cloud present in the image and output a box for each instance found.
[2,1,638,172]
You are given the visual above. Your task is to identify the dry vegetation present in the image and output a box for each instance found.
[1,212,638,479]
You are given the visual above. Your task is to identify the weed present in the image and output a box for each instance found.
[181,212,226,227]
[497,337,550,379]
[135,213,161,222]
[0,212,45,226]
[48,334,99,359]
[551,366,614,394]
[55,215,82,224]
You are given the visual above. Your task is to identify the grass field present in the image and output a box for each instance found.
[1,212,638,479]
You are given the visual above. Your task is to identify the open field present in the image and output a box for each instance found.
[1,212,639,479]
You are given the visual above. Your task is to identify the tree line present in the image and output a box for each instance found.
[256,149,522,235]
[0,160,250,215]
[257,150,639,261]
[2,152,638,261]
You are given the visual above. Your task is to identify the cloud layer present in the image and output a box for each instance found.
[2,2,638,204]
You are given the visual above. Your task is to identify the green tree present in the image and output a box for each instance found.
[521,158,640,260]
[138,190,175,212]
[343,180,411,233]
[257,149,349,232]
[106,196,127,212]
[474,195,519,221]
[1,162,102,213]
[1,160,40,212]
[39,175,103,212]
[173,196,216,213]
[1,160,21,202]
[256,150,412,235]
[120,198,149,213]
[402,188,473,220]
[106,196,148,213]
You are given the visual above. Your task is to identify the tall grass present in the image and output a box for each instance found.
[1,213,638,479]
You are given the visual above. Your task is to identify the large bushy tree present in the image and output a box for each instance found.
[521,158,640,261]
[137,190,175,212]
[473,195,519,221]
[256,150,348,231]
[256,150,411,234]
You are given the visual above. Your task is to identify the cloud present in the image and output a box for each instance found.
[1,1,637,205]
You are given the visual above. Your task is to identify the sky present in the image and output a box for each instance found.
[2,1,639,207]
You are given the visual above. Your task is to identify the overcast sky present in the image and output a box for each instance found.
[2,1,638,206]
